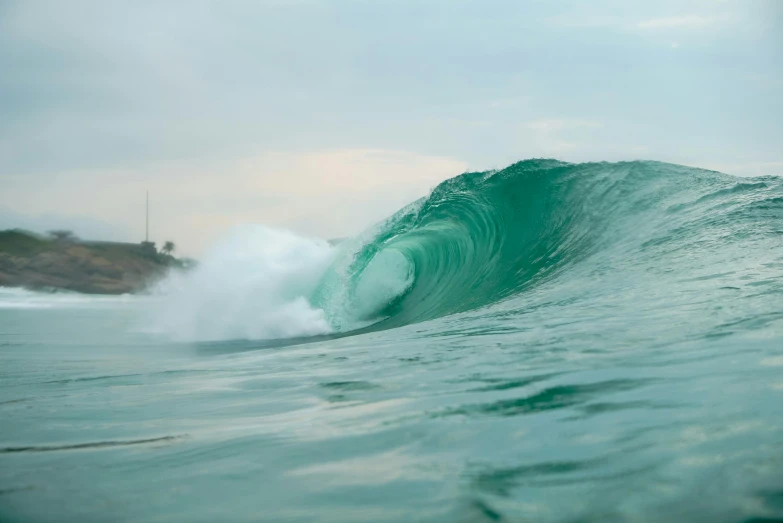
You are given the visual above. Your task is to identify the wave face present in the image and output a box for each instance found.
[312,159,782,332]
[157,159,782,341]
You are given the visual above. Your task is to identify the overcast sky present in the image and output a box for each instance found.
[1,0,781,255]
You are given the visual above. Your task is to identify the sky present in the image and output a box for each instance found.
[1,0,781,255]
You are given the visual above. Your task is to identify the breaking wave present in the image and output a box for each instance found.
[155,159,783,341]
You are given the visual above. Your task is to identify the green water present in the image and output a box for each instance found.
[1,160,783,522]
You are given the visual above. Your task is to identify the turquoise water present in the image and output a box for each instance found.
[2,160,783,522]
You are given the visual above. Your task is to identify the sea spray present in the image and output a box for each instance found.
[153,225,335,341]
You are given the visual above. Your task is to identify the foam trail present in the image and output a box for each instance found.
[0,287,132,309]
[154,226,334,341]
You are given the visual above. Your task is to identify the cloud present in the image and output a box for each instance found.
[705,160,783,177]
[525,120,603,132]
[635,15,718,30]
[548,10,729,33]
[519,120,605,156]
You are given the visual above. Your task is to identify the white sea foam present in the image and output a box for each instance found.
[152,225,335,341]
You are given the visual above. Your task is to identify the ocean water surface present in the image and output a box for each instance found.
[2,160,783,522]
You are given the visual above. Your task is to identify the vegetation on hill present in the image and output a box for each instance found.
[0,229,190,294]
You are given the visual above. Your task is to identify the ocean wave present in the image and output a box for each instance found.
[156,159,782,341]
